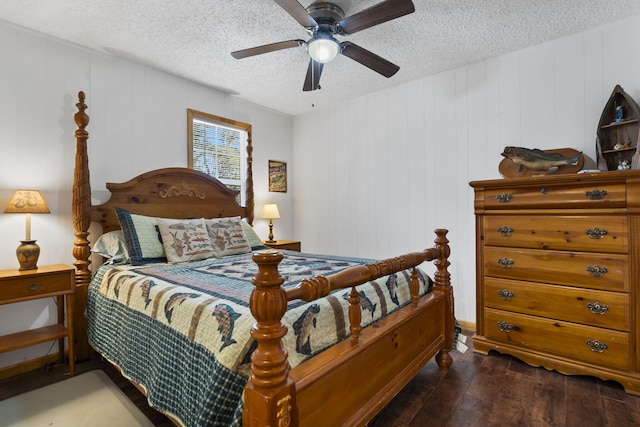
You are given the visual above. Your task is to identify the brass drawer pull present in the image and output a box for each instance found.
[497,226,513,236]
[497,258,514,268]
[586,265,608,277]
[586,339,608,353]
[585,228,608,239]
[497,321,517,333]
[497,289,514,300]
[29,283,39,291]
[585,189,608,200]
[586,302,609,315]
[496,193,512,203]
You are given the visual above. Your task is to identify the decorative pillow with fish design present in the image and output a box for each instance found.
[115,207,167,265]
[205,216,251,257]
[156,218,216,263]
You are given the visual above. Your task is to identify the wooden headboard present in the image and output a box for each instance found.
[91,167,253,233]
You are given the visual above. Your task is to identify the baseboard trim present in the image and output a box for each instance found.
[457,319,476,333]
[0,352,65,380]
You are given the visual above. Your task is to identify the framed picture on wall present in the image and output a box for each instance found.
[268,160,287,193]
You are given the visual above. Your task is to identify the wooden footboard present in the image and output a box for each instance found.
[291,292,445,426]
[244,230,453,427]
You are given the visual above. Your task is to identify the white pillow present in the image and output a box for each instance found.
[91,230,130,264]
[156,218,215,263]
[205,217,252,257]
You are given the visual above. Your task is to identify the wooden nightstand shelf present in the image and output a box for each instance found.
[263,240,301,252]
[0,264,75,376]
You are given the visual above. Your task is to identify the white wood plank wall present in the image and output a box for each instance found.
[1,13,640,367]
[0,21,293,367]
[293,14,640,324]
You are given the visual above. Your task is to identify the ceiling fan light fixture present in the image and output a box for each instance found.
[232,0,416,91]
[307,34,340,63]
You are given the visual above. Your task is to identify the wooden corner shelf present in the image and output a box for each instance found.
[600,118,638,129]
[596,85,640,171]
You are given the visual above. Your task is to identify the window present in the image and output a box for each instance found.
[188,109,252,205]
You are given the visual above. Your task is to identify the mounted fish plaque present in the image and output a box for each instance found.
[499,147,584,178]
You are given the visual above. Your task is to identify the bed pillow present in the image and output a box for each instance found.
[91,230,130,264]
[156,218,215,263]
[240,220,267,249]
[205,216,252,257]
[115,207,167,265]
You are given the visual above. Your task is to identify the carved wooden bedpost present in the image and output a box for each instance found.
[72,91,92,360]
[244,250,298,427]
[433,229,454,369]
[245,133,255,225]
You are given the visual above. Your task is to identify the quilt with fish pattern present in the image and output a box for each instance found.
[87,250,433,427]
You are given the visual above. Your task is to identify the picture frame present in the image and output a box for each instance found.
[268,160,287,193]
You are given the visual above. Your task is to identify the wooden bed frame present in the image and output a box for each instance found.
[71,91,455,426]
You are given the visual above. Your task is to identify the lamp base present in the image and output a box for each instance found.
[17,240,40,271]
[268,221,275,242]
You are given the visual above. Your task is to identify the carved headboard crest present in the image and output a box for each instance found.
[159,182,206,199]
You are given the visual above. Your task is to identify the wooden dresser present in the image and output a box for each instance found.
[470,170,640,394]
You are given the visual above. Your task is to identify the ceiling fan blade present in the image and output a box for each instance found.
[274,0,318,28]
[340,42,400,77]
[303,59,323,91]
[337,0,415,35]
[231,39,304,59]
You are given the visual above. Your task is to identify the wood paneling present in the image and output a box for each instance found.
[4,11,640,370]
[0,20,293,369]
[293,15,640,327]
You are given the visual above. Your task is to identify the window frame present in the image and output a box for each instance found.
[187,108,254,222]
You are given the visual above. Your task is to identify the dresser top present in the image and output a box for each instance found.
[470,169,640,189]
[0,264,74,279]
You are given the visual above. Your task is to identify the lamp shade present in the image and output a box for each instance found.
[307,35,340,63]
[5,190,50,214]
[261,204,280,219]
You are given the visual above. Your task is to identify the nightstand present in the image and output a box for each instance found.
[263,240,301,252]
[0,264,75,376]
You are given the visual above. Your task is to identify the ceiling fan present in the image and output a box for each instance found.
[231,0,416,91]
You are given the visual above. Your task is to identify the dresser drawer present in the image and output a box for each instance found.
[484,277,629,331]
[484,308,629,370]
[484,215,627,253]
[0,271,73,302]
[484,246,628,292]
[483,183,626,210]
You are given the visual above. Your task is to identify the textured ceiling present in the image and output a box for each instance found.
[2,1,640,116]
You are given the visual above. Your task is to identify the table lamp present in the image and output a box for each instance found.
[261,203,280,243]
[4,190,50,270]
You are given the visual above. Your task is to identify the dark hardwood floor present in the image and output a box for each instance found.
[371,333,640,427]
[2,331,640,426]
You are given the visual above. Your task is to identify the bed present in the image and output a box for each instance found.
[70,91,455,427]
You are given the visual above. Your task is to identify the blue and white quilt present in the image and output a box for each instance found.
[87,250,432,427]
